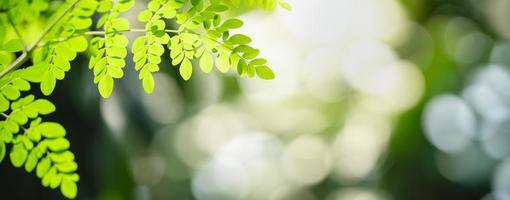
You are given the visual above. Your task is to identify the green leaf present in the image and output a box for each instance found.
[22,65,46,82]
[56,161,78,173]
[27,128,42,142]
[47,138,70,152]
[50,174,62,189]
[42,166,57,187]
[25,151,38,172]
[229,34,252,45]
[41,72,56,95]
[216,50,230,72]
[69,17,93,30]
[97,0,113,12]
[31,99,56,115]
[98,76,114,98]
[160,6,176,18]
[199,53,214,73]
[0,142,5,163]
[1,39,24,52]
[250,58,267,65]
[147,1,160,11]
[132,37,146,53]
[38,122,66,138]
[278,1,292,11]
[0,96,9,113]
[255,66,275,80]
[207,4,228,12]
[37,157,51,178]
[111,18,130,31]
[2,85,21,100]
[137,10,152,22]
[221,18,243,29]
[142,73,155,94]
[180,59,193,80]
[61,179,78,199]
[229,0,240,7]
[67,36,88,52]
[116,0,135,12]
[10,143,28,167]
[190,0,201,6]
[49,151,75,163]
[12,79,31,91]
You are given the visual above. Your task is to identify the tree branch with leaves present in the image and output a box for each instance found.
[0,0,290,198]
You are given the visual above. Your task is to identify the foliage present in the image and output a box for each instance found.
[221,0,292,11]
[0,0,285,198]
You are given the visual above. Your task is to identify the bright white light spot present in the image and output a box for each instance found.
[278,0,408,47]
[493,159,510,199]
[480,115,510,159]
[357,61,424,114]
[238,13,301,102]
[192,156,251,200]
[240,42,301,102]
[490,41,510,66]
[174,105,251,168]
[238,100,328,137]
[329,188,387,200]
[423,94,476,154]
[339,41,398,96]
[282,135,332,186]
[141,73,184,124]
[332,111,391,183]
[472,65,510,106]
[301,46,349,101]
[435,145,494,184]
[192,133,287,200]
[462,84,508,122]
[100,92,126,137]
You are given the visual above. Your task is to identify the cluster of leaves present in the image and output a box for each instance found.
[0,2,82,197]
[89,0,134,98]
[28,0,96,95]
[167,0,276,81]
[0,0,282,198]
[132,0,179,94]
[221,0,292,11]
[0,34,23,72]
[0,0,50,24]
[0,94,79,199]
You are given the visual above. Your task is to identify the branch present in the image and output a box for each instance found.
[37,29,179,47]
[85,29,179,35]
[0,0,82,78]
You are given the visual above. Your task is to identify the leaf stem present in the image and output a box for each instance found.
[0,113,8,118]
[1,113,29,132]
[37,29,179,47]
[84,29,179,35]
[0,0,82,79]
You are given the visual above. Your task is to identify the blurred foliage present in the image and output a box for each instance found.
[1,0,509,200]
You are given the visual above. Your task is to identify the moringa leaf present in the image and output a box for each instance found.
[0,142,5,163]
[61,178,77,199]
[255,66,275,80]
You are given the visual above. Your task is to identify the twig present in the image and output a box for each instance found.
[85,29,179,35]
[0,0,82,78]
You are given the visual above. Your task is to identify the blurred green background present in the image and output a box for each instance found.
[2,0,510,199]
